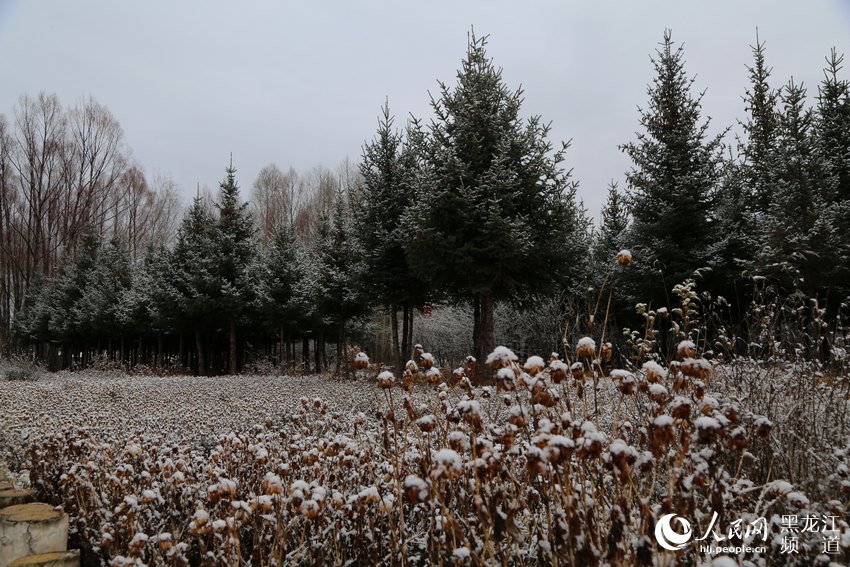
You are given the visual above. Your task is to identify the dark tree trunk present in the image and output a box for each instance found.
[314,336,322,373]
[472,294,482,371]
[156,332,163,369]
[302,336,310,373]
[178,333,185,373]
[195,326,205,376]
[336,322,346,376]
[401,305,409,364]
[481,292,495,378]
[229,318,237,375]
[391,305,401,370]
[405,305,414,362]
[471,293,494,380]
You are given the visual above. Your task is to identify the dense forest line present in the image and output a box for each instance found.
[1,31,849,375]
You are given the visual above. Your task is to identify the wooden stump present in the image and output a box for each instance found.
[0,489,34,509]
[0,504,68,567]
[9,551,79,567]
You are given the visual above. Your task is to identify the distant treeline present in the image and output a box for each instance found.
[3,31,849,374]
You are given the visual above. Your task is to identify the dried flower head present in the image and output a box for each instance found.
[376,371,395,389]
[486,346,518,369]
[576,337,596,358]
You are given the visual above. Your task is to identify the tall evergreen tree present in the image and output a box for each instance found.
[214,163,256,374]
[121,243,175,369]
[74,237,132,347]
[355,101,429,366]
[170,196,220,375]
[255,222,307,367]
[815,49,850,295]
[620,30,725,307]
[408,32,583,369]
[313,189,366,374]
[594,181,630,265]
[740,35,780,218]
[757,79,836,295]
[714,36,780,308]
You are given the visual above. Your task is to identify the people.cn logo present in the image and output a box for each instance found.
[655,514,693,551]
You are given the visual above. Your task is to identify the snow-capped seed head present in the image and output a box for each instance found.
[677,340,697,359]
[424,367,441,383]
[496,366,517,392]
[262,472,283,495]
[403,475,429,503]
[192,509,209,526]
[546,435,575,464]
[570,361,584,381]
[694,416,722,443]
[413,344,424,357]
[642,360,667,383]
[376,371,395,389]
[420,352,436,369]
[549,359,568,383]
[608,439,638,471]
[416,414,436,433]
[616,249,632,266]
[754,416,773,437]
[523,355,545,375]
[506,405,527,428]
[681,357,711,380]
[601,342,613,362]
[353,351,369,370]
[648,383,669,403]
[669,396,692,420]
[432,448,463,479]
[486,346,518,369]
[448,431,470,452]
[576,421,606,460]
[576,337,596,358]
[610,369,634,383]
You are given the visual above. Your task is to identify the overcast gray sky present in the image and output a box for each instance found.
[1,1,848,216]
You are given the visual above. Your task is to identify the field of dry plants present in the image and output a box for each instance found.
[2,327,849,566]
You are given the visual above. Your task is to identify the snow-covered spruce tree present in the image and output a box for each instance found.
[740,35,780,219]
[354,101,430,367]
[756,79,837,296]
[169,196,221,375]
[713,36,780,312]
[312,189,366,374]
[122,243,181,369]
[407,32,583,369]
[73,237,132,358]
[714,36,780,293]
[814,49,850,295]
[214,164,256,374]
[620,30,725,308]
[594,181,629,268]
[254,222,308,368]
